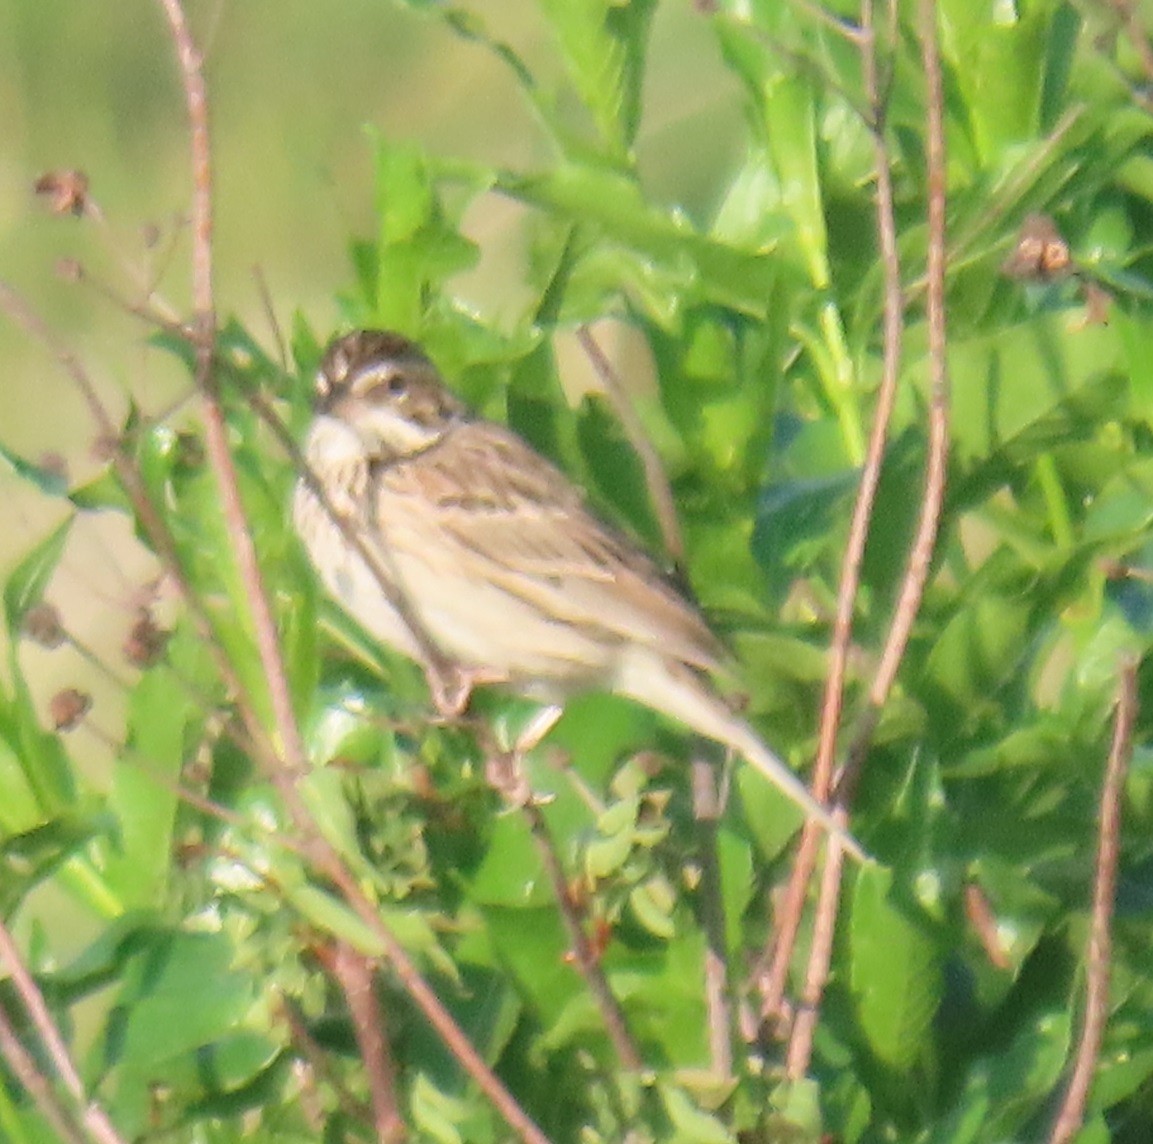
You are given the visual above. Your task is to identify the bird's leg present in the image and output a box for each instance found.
[425,662,510,720]
[483,704,564,809]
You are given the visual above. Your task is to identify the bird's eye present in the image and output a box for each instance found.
[354,367,407,401]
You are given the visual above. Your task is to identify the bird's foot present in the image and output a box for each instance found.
[426,663,509,720]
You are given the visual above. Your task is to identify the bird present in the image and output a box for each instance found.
[292,329,862,859]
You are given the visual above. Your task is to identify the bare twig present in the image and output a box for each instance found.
[964,883,1010,971]
[785,0,950,1075]
[319,860,553,1144]
[281,997,370,1124]
[0,1003,87,1144]
[861,0,951,720]
[907,106,1083,301]
[577,325,684,564]
[156,0,308,779]
[521,797,643,1069]
[757,0,906,1030]
[0,920,129,1144]
[0,280,279,775]
[252,263,288,369]
[1049,658,1136,1144]
[321,942,406,1143]
[65,258,187,336]
[691,758,734,1078]
[64,631,135,692]
[35,171,183,325]
[784,805,849,1077]
[79,717,316,861]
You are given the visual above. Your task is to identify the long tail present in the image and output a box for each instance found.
[616,650,868,862]
[725,718,866,863]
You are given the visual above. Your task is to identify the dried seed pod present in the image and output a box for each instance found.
[22,603,66,649]
[124,609,170,668]
[50,688,91,732]
[1002,213,1073,282]
[34,169,91,217]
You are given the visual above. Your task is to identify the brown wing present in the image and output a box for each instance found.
[374,420,726,673]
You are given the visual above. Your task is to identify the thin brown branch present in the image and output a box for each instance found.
[785,0,949,1075]
[785,809,849,1077]
[281,996,370,1125]
[907,105,1083,301]
[0,1002,87,1144]
[156,0,308,780]
[65,258,187,336]
[79,717,316,863]
[321,942,406,1143]
[1049,658,1136,1144]
[521,797,643,1070]
[963,883,1011,971]
[36,173,183,326]
[691,758,734,1079]
[319,859,553,1144]
[757,0,906,1030]
[0,920,129,1144]
[252,263,288,369]
[155,0,212,335]
[784,806,849,1077]
[865,0,950,715]
[64,631,135,692]
[577,326,684,564]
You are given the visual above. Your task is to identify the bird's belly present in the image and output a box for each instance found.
[295,481,611,686]
[396,557,614,686]
[294,482,421,657]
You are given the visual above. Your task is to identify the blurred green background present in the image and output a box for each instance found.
[0,0,744,473]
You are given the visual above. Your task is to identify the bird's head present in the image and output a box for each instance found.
[314,329,467,460]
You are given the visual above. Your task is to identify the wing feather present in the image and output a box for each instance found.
[375,421,725,673]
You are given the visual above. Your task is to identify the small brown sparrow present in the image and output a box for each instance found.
[293,330,861,857]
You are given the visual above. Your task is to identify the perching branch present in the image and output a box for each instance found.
[1049,658,1136,1144]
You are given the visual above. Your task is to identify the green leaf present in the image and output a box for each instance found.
[3,516,72,633]
[938,0,1053,163]
[850,865,942,1074]
[0,813,103,915]
[925,1009,1070,1143]
[497,164,790,317]
[659,1080,736,1143]
[0,440,70,496]
[538,0,657,158]
[482,905,577,1027]
[106,929,255,1071]
[105,666,200,908]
